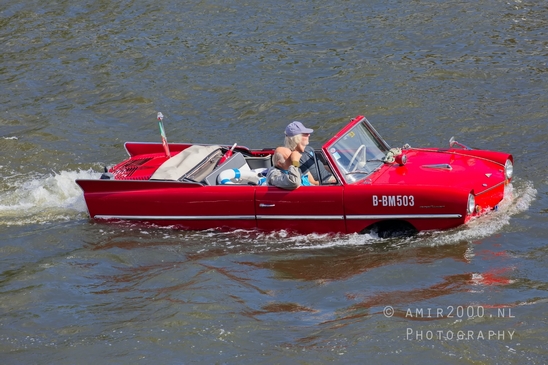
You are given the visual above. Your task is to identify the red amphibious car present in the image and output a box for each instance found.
[76,115,514,236]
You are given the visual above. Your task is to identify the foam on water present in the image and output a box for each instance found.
[0,168,101,226]
[414,180,537,247]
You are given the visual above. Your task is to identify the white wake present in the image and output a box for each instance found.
[0,169,100,226]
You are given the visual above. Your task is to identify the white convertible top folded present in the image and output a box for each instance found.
[150,145,221,181]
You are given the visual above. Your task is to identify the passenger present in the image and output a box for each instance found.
[266,147,313,190]
[284,121,334,184]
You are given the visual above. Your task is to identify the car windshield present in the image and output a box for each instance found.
[327,121,390,183]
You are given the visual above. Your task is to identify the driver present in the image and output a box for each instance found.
[266,147,303,189]
[284,121,334,184]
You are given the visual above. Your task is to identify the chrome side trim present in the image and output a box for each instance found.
[257,215,344,220]
[347,214,462,219]
[95,213,461,221]
[95,215,255,220]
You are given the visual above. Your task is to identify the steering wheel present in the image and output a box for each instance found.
[346,144,366,172]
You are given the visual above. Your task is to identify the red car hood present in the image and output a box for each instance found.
[368,148,508,196]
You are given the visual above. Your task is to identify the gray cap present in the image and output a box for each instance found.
[284,121,314,137]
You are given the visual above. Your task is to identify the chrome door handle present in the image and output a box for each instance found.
[259,203,275,208]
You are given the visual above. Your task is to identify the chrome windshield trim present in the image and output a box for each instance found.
[325,119,390,184]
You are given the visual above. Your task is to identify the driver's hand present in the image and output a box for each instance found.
[290,151,302,166]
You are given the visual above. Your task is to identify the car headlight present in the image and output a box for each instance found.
[504,159,513,180]
[467,193,476,215]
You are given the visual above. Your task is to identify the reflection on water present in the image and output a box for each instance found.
[248,241,471,282]
[74,225,520,327]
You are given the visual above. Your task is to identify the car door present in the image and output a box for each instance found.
[255,185,345,234]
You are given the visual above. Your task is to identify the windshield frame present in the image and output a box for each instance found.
[322,116,391,184]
